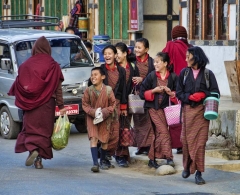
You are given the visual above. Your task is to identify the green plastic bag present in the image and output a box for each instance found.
[51,114,71,150]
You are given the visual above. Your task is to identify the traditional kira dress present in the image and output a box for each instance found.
[176,67,220,174]
[140,71,177,160]
[100,64,127,156]
[133,55,155,150]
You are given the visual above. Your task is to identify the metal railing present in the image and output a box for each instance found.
[0,14,59,29]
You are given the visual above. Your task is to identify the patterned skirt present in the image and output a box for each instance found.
[148,108,173,160]
[133,110,154,148]
[181,104,209,174]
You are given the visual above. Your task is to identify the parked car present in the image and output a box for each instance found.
[0,15,94,139]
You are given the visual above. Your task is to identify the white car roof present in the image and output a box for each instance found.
[0,28,79,43]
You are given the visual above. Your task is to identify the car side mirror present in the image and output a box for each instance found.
[1,58,11,70]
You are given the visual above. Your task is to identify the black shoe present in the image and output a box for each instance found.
[105,159,115,168]
[148,160,160,169]
[116,156,128,168]
[182,170,190,178]
[91,164,99,172]
[167,159,175,167]
[195,174,206,185]
[99,160,109,170]
[176,148,183,154]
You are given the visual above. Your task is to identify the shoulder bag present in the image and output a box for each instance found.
[128,86,145,114]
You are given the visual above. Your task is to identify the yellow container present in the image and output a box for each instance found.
[78,17,88,30]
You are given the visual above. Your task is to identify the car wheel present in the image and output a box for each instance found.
[74,119,87,133]
[0,106,21,139]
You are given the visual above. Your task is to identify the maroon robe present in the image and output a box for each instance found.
[9,36,64,159]
[162,39,191,76]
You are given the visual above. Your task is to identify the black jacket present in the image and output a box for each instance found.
[176,67,220,107]
[126,62,139,96]
[140,70,178,110]
[100,64,127,105]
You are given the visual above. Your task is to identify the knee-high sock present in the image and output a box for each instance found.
[91,147,98,165]
[100,148,107,161]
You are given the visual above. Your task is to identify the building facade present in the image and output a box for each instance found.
[180,0,238,98]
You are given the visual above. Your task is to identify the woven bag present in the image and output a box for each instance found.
[128,94,145,114]
[163,98,181,126]
[119,116,136,147]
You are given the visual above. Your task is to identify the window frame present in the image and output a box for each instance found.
[188,0,229,41]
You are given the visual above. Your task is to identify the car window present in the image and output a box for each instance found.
[15,38,93,68]
[0,44,12,71]
[16,42,31,66]
[49,38,93,68]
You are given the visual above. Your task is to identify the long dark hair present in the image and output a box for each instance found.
[156,52,173,73]
[187,46,209,69]
[115,42,136,63]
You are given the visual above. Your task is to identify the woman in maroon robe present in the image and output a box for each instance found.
[162,25,192,154]
[8,36,66,169]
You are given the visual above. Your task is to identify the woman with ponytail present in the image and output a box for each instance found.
[114,42,138,167]
[140,52,177,168]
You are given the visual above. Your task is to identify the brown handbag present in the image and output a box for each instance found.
[119,116,136,147]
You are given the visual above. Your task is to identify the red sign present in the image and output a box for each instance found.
[55,104,79,116]
[130,0,138,30]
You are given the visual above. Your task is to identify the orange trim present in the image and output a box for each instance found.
[155,71,170,80]
[120,104,127,110]
[136,54,149,62]
[105,63,117,71]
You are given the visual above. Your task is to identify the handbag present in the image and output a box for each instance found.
[119,116,136,147]
[128,87,145,114]
[163,97,181,126]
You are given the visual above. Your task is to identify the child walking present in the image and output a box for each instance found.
[82,67,116,172]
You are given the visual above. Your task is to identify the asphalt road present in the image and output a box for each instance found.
[0,126,240,195]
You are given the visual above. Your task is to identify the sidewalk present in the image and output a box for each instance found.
[129,148,240,173]
[129,96,240,173]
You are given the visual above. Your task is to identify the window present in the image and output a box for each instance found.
[206,0,214,39]
[189,0,200,39]
[188,0,229,40]
[215,0,228,40]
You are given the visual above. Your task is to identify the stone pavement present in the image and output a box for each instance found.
[130,148,240,174]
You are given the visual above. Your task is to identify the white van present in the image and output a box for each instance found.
[0,15,93,139]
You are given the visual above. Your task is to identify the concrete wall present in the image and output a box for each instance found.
[143,0,179,57]
[199,46,235,97]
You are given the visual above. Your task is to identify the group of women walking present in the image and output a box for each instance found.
[83,25,220,186]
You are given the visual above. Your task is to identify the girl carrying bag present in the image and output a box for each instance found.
[128,86,145,114]
[163,97,181,126]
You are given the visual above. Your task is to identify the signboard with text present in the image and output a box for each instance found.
[130,0,143,31]
[55,104,79,116]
